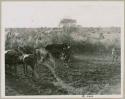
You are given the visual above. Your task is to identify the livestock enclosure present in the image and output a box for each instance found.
[5,25,121,95]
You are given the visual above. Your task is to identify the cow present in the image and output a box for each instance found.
[5,48,23,77]
[5,47,41,79]
[45,43,66,58]
[22,53,39,79]
[45,43,71,67]
[20,47,54,79]
[5,46,55,79]
[112,47,120,63]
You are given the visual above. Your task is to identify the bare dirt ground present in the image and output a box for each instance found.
[5,53,121,95]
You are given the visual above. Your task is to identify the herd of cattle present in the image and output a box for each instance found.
[5,43,71,79]
[5,41,120,80]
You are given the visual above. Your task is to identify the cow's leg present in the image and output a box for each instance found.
[114,56,116,62]
[64,57,69,68]
[23,64,25,75]
[5,64,10,74]
[115,56,118,62]
[5,64,7,74]
[30,65,34,78]
[10,65,13,75]
[117,56,119,61]
[113,55,117,63]
[25,64,28,75]
[14,65,18,78]
[7,64,13,75]
[32,64,39,81]
[23,63,26,76]
[112,55,114,63]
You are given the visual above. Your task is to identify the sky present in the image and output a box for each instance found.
[2,1,124,28]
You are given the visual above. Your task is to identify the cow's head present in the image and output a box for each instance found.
[35,48,48,63]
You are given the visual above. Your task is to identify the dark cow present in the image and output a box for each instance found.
[20,47,51,79]
[5,46,55,79]
[22,53,39,79]
[45,43,71,66]
[5,48,23,76]
[5,47,40,79]
[45,43,66,58]
[62,44,71,63]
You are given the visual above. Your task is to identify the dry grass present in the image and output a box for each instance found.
[5,27,121,95]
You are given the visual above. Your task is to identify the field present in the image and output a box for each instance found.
[5,27,121,95]
[5,53,121,95]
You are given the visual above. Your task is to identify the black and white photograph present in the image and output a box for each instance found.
[1,1,124,98]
